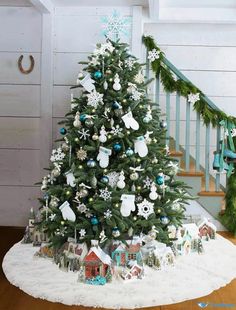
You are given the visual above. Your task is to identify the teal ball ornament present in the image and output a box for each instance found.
[113,142,122,152]
[91,216,99,225]
[94,71,102,79]
[156,175,164,185]
[112,227,120,238]
[60,127,67,135]
[80,114,87,122]
[112,101,121,109]
[87,159,96,168]
[160,216,170,225]
[160,120,167,128]
[101,176,109,184]
[126,147,134,157]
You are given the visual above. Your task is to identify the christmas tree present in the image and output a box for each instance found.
[38,39,190,250]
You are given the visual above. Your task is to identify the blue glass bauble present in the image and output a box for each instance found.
[91,216,99,225]
[113,142,122,152]
[43,193,50,200]
[101,176,109,184]
[160,216,170,225]
[112,101,121,109]
[126,147,134,157]
[156,175,164,185]
[60,127,67,135]
[79,114,87,122]
[94,71,102,79]
[112,227,120,237]
[87,159,96,168]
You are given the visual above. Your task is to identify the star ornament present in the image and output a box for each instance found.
[137,199,154,220]
[187,92,200,104]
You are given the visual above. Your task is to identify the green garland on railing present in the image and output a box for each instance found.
[142,35,236,127]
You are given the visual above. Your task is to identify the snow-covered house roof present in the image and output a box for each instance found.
[182,223,200,238]
[198,218,217,231]
[87,246,112,265]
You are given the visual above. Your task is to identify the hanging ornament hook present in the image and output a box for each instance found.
[18,55,35,74]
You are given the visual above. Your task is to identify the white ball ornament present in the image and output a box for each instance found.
[130,172,139,181]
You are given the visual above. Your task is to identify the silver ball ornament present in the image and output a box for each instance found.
[92,134,99,141]
[130,172,139,180]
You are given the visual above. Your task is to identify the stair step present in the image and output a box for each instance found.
[169,151,183,157]
[198,191,225,197]
[177,171,204,177]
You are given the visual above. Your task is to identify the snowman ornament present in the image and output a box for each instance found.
[113,73,121,91]
[73,112,81,128]
[117,170,126,189]
[99,125,108,143]
[149,182,159,200]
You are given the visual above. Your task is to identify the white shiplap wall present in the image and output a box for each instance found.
[0,7,41,226]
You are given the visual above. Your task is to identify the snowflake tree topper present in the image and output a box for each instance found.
[101,10,132,41]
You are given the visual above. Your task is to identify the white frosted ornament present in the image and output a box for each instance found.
[113,73,121,91]
[103,81,108,90]
[149,182,159,200]
[59,201,76,222]
[51,167,60,177]
[130,172,139,180]
[117,170,126,189]
[73,112,81,128]
[99,125,108,143]
[41,176,48,191]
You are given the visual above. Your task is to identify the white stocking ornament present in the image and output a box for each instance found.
[122,111,139,131]
[59,201,76,222]
[134,136,148,157]
[120,194,136,217]
[79,74,95,93]
[65,171,76,187]
[97,146,112,168]
[117,170,126,189]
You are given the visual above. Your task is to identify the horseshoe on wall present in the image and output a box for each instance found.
[18,55,35,74]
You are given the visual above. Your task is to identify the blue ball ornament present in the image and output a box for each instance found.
[101,176,109,184]
[91,216,99,225]
[94,71,102,79]
[87,159,96,168]
[113,142,122,152]
[43,193,50,200]
[80,114,87,122]
[160,216,170,225]
[156,175,164,185]
[126,147,134,157]
[112,101,121,109]
[60,127,67,135]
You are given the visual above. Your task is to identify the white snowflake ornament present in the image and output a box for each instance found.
[188,93,200,104]
[104,209,112,219]
[148,49,160,62]
[143,177,153,189]
[137,199,154,219]
[78,128,90,140]
[50,148,65,162]
[111,125,123,136]
[134,71,145,84]
[107,172,120,188]
[79,229,86,238]
[49,213,56,221]
[125,58,135,70]
[87,90,104,108]
[99,187,112,201]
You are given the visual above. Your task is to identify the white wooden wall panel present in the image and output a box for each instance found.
[0,52,41,84]
[0,149,40,186]
[0,118,40,149]
[0,7,41,52]
[53,86,81,117]
[0,186,40,227]
[0,85,40,117]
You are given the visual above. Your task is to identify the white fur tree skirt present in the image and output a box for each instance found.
[2,235,236,309]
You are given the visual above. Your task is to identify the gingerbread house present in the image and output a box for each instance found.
[198,218,216,240]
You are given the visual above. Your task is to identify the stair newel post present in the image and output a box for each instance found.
[205,124,211,191]
[195,111,201,171]
[185,99,191,171]
[166,92,170,146]
[175,91,180,152]
[215,125,221,192]
[155,74,160,105]
[145,49,150,82]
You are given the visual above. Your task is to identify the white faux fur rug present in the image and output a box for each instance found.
[2,235,236,309]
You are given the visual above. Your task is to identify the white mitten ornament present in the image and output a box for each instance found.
[65,171,76,187]
[117,170,126,189]
[120,194,136,217]
[122,111,139,131]
[97,146,112,168]
[80,74,95,93]
[73,112,81,128]
[134,136,148,157]
[59,201,76,222]
[99,126,108,143]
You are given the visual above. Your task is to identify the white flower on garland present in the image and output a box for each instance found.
[137,199,154,219]
[134,71,145,84]
[93,42,115,56]
[125,58,135,70]
[50,148,65,162]
[104,209,112,219]
[49,213,56,221]
[143,177,153,189]
[107,172,120,188]
[111,125,123,136]
[77,203,88,213]
[87,90,104,108]
[78,128,90,140]
[148,49,160,62]
[188,93,200,104]
[99,187,112,201]
[79,229,86,238]
[168,161,179,175]
[47,173,56,185]
[90,56,100,66]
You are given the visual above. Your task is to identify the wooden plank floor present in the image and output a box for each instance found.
[1,227,236,310]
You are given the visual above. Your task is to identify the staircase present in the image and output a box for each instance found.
[144,37,227,222]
